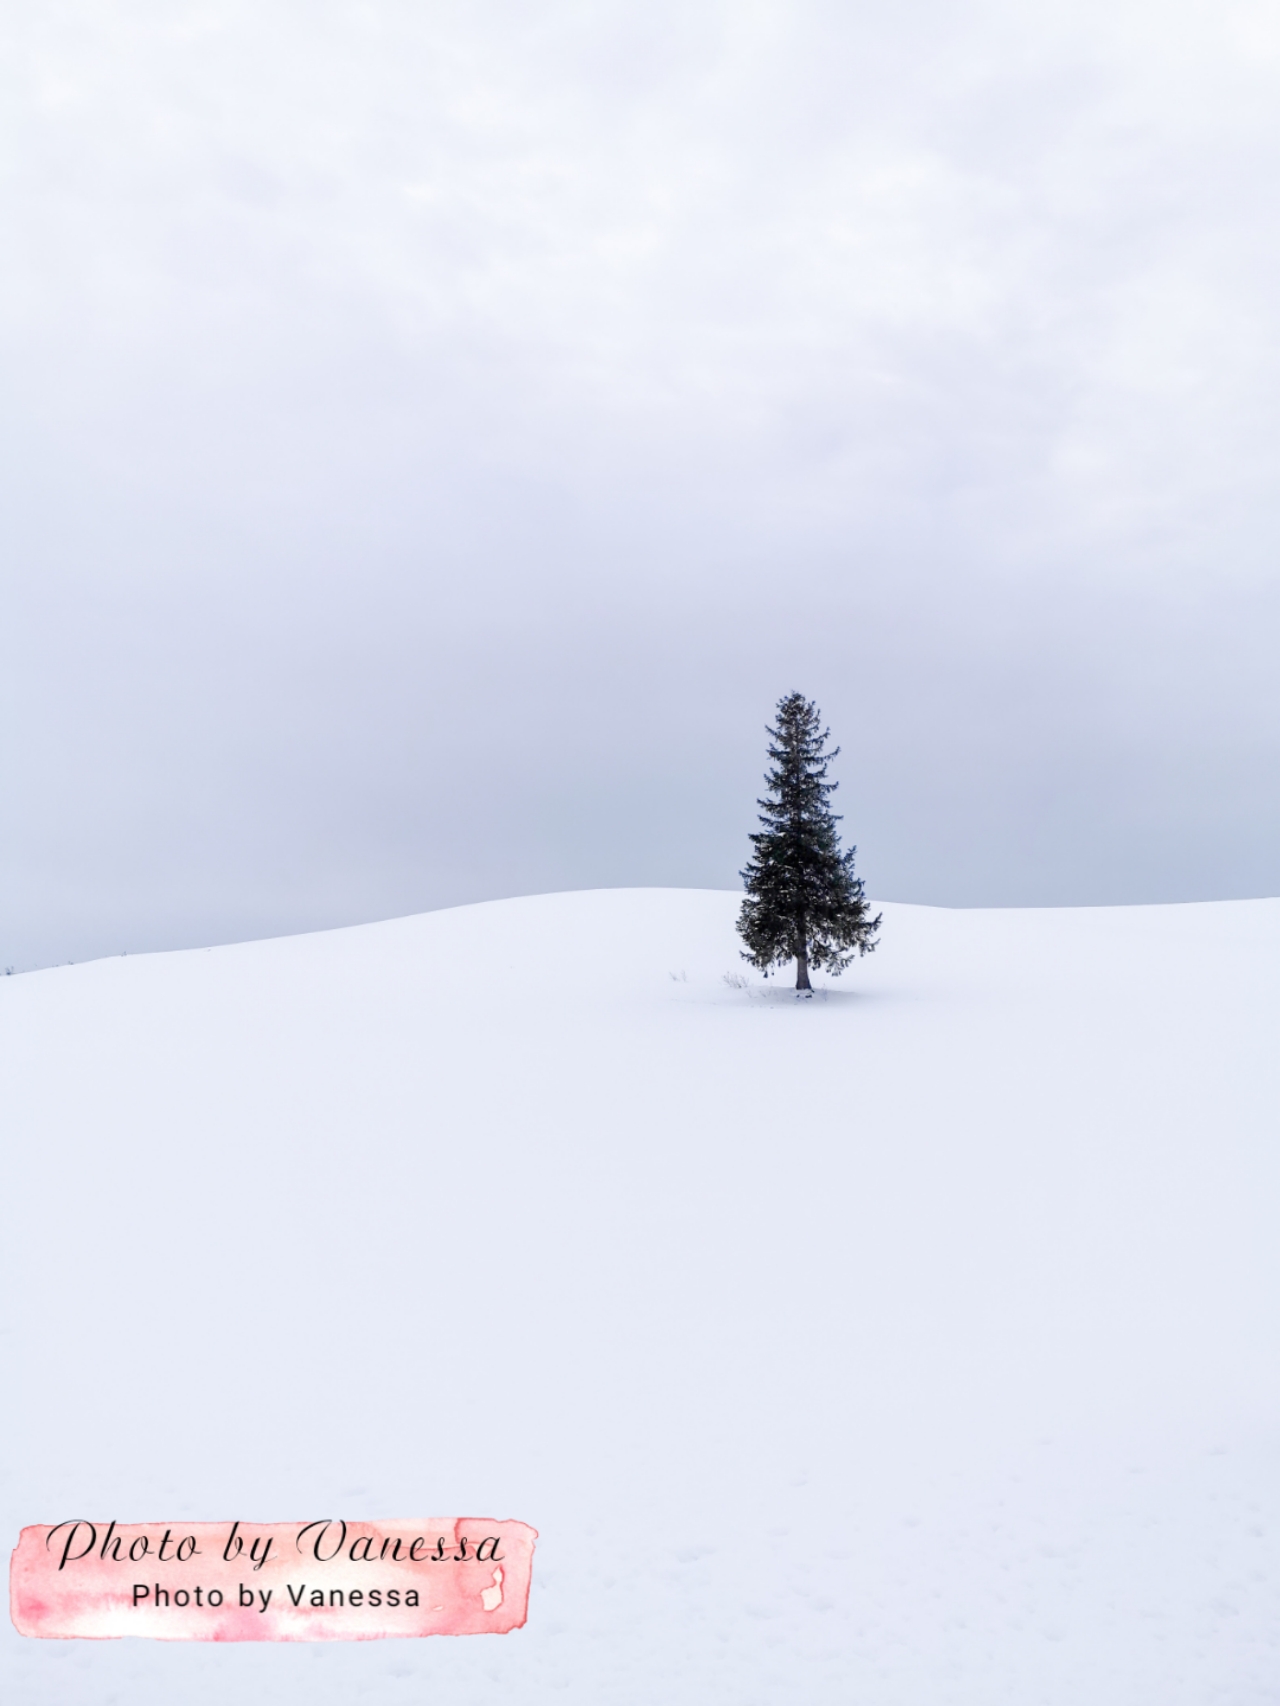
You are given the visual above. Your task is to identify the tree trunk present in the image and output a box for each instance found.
[795,941,812,992]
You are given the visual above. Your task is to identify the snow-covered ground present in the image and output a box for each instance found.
[3,887,1279,1704]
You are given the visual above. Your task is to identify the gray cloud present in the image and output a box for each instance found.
[3,0,1279,968]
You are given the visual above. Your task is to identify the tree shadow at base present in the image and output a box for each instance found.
[746,984,876,1006]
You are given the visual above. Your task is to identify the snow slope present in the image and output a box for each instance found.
[3,888,1279,1705]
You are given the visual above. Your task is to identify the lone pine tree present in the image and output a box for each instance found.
[737,693,881,992]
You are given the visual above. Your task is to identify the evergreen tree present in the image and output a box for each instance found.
[738,693,881,992]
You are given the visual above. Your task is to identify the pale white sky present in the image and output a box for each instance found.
[3,0,1279,966]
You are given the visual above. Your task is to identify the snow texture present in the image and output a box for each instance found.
[3,887,1279,1703]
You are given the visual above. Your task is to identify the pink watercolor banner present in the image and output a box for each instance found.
[10,1518,536,1641]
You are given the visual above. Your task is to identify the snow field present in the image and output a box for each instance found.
[3,887,1279,1704]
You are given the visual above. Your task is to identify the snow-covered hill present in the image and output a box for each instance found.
[4,888,1279,1705]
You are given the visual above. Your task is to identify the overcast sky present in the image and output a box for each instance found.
[3,0,1279,970]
